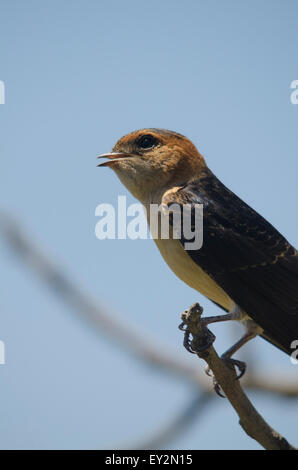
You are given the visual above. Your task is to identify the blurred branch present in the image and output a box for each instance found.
[1,211,298,399]
[0,211,203,385]
[134,392,212,450]
[245,373,298,397]
[180,303,296,450]
[1,212,298,449]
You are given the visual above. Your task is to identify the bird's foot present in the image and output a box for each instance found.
[179,303,216,354]
[205,356,246,380]
[221,357,247,380]
[204,356,247,397]
[202,366,225,398]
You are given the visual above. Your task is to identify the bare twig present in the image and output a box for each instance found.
[180,303,296,450]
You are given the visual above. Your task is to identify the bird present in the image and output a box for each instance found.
[97,128,298,368]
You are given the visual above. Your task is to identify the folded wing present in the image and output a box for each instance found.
[163,169,298,355]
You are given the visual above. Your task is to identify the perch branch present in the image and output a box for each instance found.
[180,303,296,450]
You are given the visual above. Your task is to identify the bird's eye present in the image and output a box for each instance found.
[137,135,158,150]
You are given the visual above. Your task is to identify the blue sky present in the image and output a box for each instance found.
[0,0,298,449]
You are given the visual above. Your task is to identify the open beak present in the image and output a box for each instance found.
[97,152,132,167]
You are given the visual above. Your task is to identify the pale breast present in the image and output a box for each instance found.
[143,193,235,312]
[153,237,235,312]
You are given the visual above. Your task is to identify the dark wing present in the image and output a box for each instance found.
[164,169,298,355]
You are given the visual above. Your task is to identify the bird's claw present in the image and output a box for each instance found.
[179,315,215,354]
[213,379,226,398]
[204,366,225,397]
[183,328,196,354]
[221,357,247,380]
[178,321,187,331]
[204,365,212,377]
[204,357,246,397]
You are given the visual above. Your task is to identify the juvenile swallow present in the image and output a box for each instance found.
[98,129,298,365]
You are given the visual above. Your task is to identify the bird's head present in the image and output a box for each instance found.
[97,129,206,202]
